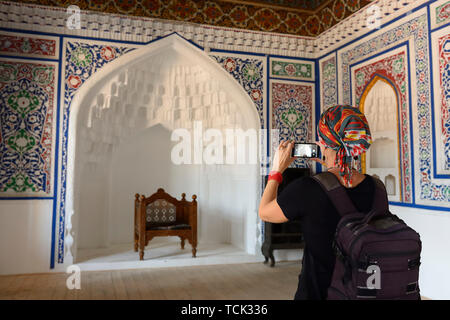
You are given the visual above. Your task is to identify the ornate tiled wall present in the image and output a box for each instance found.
[0,31,59,197]
[1,0,449,271]
[267,57,315,168]
[210,53,266,129]
[0,59,57,195]
[269,57,314,81]
[0,31,58,59]
[318,3,450,206]
[431,26,450,176]
[431,0,450,29]
[352,48,412,203]
[270,80,314,168]
[319,52,337,111]
[438,34,450,172]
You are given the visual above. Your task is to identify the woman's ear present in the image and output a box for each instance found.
[324,147,337,168]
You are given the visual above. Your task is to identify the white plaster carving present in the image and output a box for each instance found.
[68,35,262,261]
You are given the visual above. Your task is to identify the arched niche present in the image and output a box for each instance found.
[64,34,262,266]
[360,75,401,202]
[385,174,396,196]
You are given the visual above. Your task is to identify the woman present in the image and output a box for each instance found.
[259,105,374,300]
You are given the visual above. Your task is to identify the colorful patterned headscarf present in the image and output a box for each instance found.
[317,105,373,187]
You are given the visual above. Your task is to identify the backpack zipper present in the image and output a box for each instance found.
[358,249,421,269]
[364,249,420,258]
[347,227,418,258]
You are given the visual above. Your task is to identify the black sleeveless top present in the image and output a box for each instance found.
[276,174,375,300]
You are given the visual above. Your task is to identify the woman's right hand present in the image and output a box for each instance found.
[271,140,297,173]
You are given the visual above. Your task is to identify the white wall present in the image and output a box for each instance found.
[108,124,200,246]
[391,205,450,300]
[0,200,53,275]
[76,122,260,254]
[76,163,110,249]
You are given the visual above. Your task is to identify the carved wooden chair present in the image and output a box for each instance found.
[134,188,197,260]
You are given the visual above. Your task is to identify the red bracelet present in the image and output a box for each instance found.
[268,171,283,184]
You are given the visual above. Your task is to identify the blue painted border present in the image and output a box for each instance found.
[315,58,322,173]
[390,201,450,212]
[49,35,64,269]
[269,76,315,83]
[431,20,450,33]
[0,54,58,62]
[0,197,53,200]
[406,43,417,204]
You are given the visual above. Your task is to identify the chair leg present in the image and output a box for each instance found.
[134,234,138,252]
[187,236,197,257]
[181,238,185,250]
[139,235,145,261]
[191,238,197,258]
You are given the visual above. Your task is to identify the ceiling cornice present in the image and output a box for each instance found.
[6,0,372,37]
[0,0,422,59]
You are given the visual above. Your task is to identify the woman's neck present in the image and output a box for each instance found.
[326,167,365,188]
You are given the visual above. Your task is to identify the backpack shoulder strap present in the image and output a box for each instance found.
[365,176,389,221]
[311,172,358,217]
[313,172,390,220]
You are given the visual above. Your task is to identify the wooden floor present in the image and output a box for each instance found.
[0,261,301,300]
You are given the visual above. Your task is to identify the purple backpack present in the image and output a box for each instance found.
[312,172,421,300]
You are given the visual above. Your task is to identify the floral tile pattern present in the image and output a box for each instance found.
[271,81,313,168]
[270,58,313,80]
[436,1,450,25]
[321,55,337,111]
[0,34,57,58]
[210,55,265,129]
[438,34,450,171]
[0,61,56,195]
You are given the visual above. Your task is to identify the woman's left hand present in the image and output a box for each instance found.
[271,140,297,173]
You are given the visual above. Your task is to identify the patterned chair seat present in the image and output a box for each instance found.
[147,223,192,230]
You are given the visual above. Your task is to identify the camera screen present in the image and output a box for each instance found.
[292,144,317,158]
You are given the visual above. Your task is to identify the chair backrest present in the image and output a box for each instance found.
[145,199,177,225]
[135,188,196,227]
